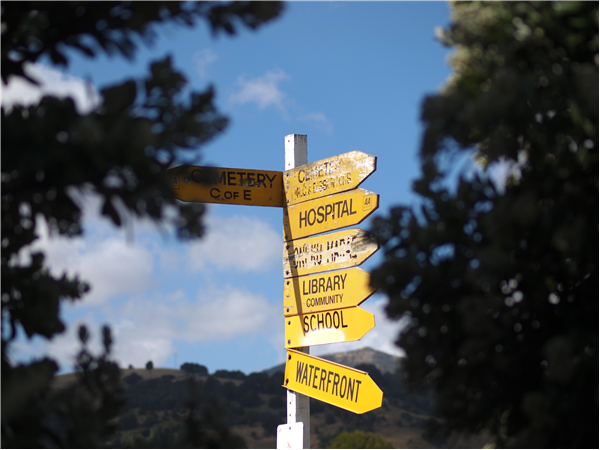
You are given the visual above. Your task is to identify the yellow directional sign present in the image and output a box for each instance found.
[284,306,374,348]
[283,349,383,414]
[283,268,375,317]
[283,189,379,241]
[284,151,376,206]
[283,228,379,278]
[166,165,283,207]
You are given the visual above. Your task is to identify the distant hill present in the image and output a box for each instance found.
[263,346,403,376]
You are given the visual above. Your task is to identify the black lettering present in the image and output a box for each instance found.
[312,367,320,389]
[347,378,355,401]
[327,371,334,393]
[325,312,332,328]
[341,310,348,328]
[333,311,340,328]
[299,211,307,228]
[301,364,308,385]
[307,209,316,226]
[310,315,316,331]
[243,190,251,200]
[210,188,220,199]
[317,205,325,224]
[256,173,266,187]
[340,273,347,289]
[266,173,277,188]
[311,279,317,293]
[236,172,246,183]
[318,277,325,293]
[227,171,235,185]
[308,365,314,385]
[298,170,305,183]
[296,361,304,383]
[219,171,227,185]
[325,203,333,218]
[332,373,340,395]
[318,369,327,391]
[341,200,349,217]
[326,277,333,291]
[335,201,343,217]
[354,380,362,402]
[317,313,324,329]
[303,280,309,295]
[333,275,341,291]
[303,316,309,334]
[350,198,357,215]
[340,376,347,398]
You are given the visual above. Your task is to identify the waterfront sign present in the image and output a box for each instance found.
[283,349,383,414]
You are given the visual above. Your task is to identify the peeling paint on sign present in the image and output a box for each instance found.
[284,151,376,205]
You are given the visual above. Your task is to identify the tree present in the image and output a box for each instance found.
[146,360,154,375]
[180,362,209,376]
[326,430,393,449]
[1,2,283,447]
[370,2,597,448]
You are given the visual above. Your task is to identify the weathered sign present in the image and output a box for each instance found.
[283,349,383,414]
[166,165,283,207]
[284,306,375,348]
[283,228,379,278]
[283,151,376,206]
[283,189,379,241]
[283,268,375,317]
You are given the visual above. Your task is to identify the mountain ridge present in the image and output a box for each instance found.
[263,346,403,377]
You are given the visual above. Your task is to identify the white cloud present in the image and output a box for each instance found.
[194,48,218,79]
[186,214,281,273]
[300,112,334,135]
[311,295,407,358]
[30,221,155,306]
[229,69,288,111]
[1,62,100,114]
[109,285,277,368]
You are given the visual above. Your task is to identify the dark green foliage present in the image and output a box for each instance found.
[146,361,154,373]
[124,372,143,386]
[213,369,246,380]
[370,2,598,448]
[1,2,283,447]
[326,430,394,449]
[180,362,208,375]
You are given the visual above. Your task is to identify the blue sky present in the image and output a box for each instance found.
[4,2,455,375]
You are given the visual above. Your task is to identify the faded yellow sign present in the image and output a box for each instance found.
[284,305,374,348]
[283,349,383,414]
[283,228,379,278]
[166,165,283,207]
[283,268,375,317]
[283,189,379,241]
[284,151,376,206]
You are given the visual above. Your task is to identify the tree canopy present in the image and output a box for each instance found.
[1,2,283,447]
[370,1,597,448]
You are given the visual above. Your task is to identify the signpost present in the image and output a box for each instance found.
[283,349,383,414]
[283,188,379,241]
[284,150,376,206]
[285,306,375,348]
[283,267,375,317]
[168,134,384,448]
[166,165,284,207]
[283,228,379,278]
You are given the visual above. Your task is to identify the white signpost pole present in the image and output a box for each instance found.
[283,134,310,449]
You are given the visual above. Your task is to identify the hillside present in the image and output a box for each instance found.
[52,349,488,449]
